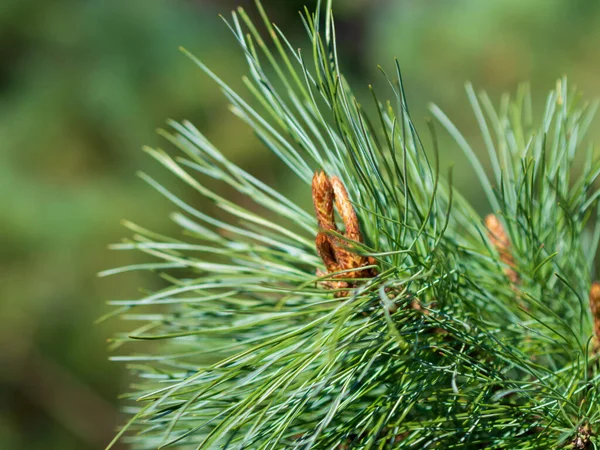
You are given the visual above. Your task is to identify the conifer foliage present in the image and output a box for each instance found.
[103,1,600,448]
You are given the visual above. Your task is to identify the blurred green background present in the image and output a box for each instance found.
[1,0,599,448]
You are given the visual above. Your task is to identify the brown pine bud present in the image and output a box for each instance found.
[312,171,335,232]
[330,176,362,243]
[312,171,377,297]
[485,214,519,284]
[589,282,600,346]
[315,232,339,274]
[312,171,345,264]
[315,268,350,297]
[330,175,368,270]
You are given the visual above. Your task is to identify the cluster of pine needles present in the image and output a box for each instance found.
[101,1,600,448]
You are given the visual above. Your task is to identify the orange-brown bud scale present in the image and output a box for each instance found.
[315,232,339,274]
[330,176,362,243]
[312,171,335,232]
[485,214,519,284]
[589,282,600,348]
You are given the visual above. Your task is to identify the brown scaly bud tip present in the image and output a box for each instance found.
[589,282,600,346]
[330,176,362,243]
[312,171,335,231]
[485,214,518,284]
[312,170,376,297]
[315,232,339,273]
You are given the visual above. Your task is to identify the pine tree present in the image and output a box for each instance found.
[103,1,600,448]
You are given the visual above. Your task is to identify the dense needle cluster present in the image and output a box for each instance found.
[103,1,600,449]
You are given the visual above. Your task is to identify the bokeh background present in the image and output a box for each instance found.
[1,0,599,448]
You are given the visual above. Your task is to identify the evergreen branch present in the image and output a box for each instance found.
[104,1,600,448]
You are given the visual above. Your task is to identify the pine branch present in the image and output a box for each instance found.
[103,1,600,448]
